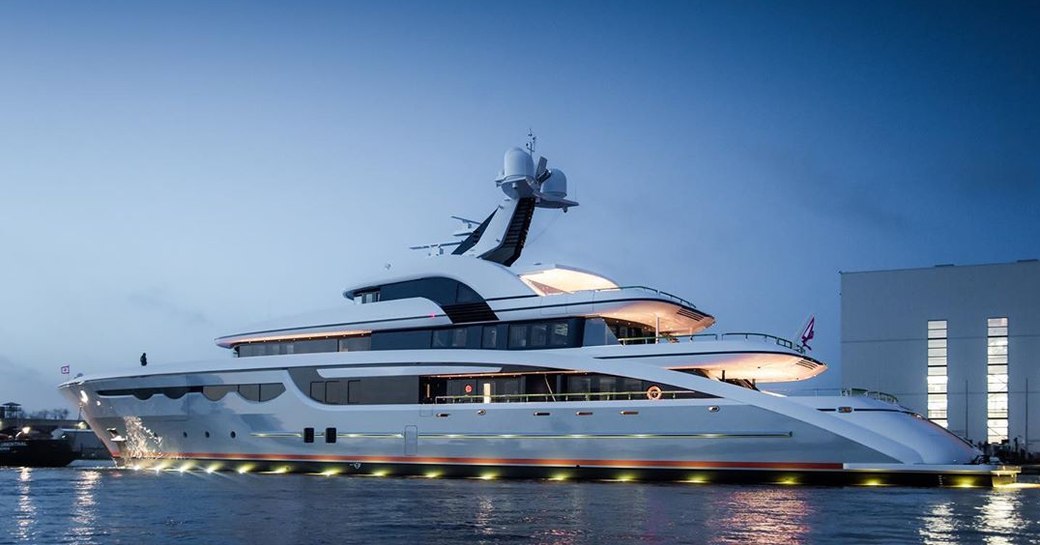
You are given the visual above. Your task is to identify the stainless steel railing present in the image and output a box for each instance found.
[616,332,806,354]
[432,390,704,404]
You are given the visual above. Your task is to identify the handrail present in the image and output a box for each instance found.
[784,388,900,405]
[616,332,806,354]
[559,285,700,310]
[432,389,703,404]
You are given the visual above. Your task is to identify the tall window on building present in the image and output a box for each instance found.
[987,317,1009,443]
[926,320,948,428]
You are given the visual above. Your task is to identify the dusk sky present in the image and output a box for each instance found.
[1,2,1037,411]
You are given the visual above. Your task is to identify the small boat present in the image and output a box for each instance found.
[0,428,77,468]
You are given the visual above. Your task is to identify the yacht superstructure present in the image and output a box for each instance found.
[60,146,1018,486]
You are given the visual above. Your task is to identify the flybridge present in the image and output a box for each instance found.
[411,147,578,265]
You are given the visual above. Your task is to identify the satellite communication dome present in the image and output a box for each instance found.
[541,168,568,199]
[499,147,535,184]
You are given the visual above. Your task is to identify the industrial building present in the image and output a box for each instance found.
[842,260,1040,454]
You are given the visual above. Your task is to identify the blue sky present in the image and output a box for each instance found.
[1,1,1037,411]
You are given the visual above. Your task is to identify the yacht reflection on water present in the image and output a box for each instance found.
[61,145,1017,487]
[2,467,1039,544]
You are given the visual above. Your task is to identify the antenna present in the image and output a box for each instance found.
[525,129,536,154]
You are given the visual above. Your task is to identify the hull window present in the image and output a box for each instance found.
[235,319,580,357]
[100,383,286,403]
[339,336,372,352]
[307,376,419,405]
[423,372,715,404]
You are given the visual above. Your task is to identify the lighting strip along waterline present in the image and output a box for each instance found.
[119,456,1018,488]
[250,431,794,440]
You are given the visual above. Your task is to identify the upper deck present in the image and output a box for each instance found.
[217,260,714,348]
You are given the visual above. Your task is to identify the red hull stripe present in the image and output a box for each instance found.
[126,452,843,471]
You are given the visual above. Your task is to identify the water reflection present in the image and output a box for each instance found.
[70,470,102,543]
[710,488,811,544]
[3,466,1038,545]
[474,495,496,536]
[978,491,1023,545]
[920,501,957,545]
[16,467,37,542]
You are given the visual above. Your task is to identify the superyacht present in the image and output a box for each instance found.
[60,145,1018,486]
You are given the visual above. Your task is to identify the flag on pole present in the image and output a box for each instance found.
[800,316,815,351]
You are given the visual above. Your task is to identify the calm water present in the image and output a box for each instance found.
[2,462,1038,545]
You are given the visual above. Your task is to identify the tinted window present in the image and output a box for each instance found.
[238,384,261,401]
[530,323,548,347]
[238,344,261,357]
[203,386,235,401]
[326,380,348,404]
[295,339,337,354]
[164,387,189,399]
[482,325,499,349]
[309,381,326,403]
[509,324,529,348]
[339,336,372,352]
[549,322,570,347]
[371,329,432,350]
[432,329,454,348]
[456,283,482,303]
[259,383,286,402]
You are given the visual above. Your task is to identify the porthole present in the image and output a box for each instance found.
[182,432,188,438]
[230,431,237,439]
[708,406,720,413]
[205,431,210,438]
[477,409,486,415]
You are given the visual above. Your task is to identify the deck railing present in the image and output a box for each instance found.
[432,390,706,404]
[616,332,806,354]
[561,285,700,310]
[785,388,900,405]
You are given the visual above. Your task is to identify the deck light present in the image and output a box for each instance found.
[479,473,497,480]
[994,482,1040,489]
[952,477,977,488]
[424,472,442,479]
[205,464,221,474]
[237,464,254,474]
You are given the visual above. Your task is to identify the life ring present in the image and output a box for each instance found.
[646,386,662,400]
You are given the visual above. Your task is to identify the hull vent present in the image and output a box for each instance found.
[676,307,706,321]
[443,302,498,324]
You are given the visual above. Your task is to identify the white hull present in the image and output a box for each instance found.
[61,348,1015,487]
